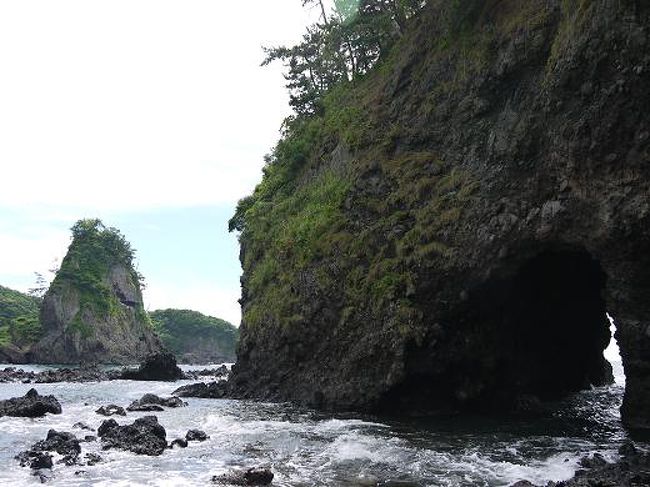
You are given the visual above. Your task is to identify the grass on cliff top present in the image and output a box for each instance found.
[230,0,561,332]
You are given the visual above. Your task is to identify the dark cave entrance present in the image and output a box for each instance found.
[488,248,613,401]
[380,247,616,414]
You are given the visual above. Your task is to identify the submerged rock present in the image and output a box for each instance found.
[126,393,186,411]
[0,388,62,417]
[96,404,126,417]
[120,351,183,381]
[169,438,188,449]
[212,467,274,486]
[98,415,167,456]
[172,381,228,398]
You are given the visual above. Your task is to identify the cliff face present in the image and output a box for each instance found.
[231,0,650,430]
[150,309,239,364]
[29,220,162,364]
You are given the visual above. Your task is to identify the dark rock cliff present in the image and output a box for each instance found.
[231,0,650,431]
[29,220,162,364]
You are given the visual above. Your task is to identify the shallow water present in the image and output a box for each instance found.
[0,358,636,487]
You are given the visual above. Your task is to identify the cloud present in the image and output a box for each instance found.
[0,229,69,287]
[0,0,315,212]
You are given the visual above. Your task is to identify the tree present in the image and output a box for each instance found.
[262,0,425,116]
[28,272,49,299]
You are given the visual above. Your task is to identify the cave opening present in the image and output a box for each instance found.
[380,247,617,414]
[492,248,613,401]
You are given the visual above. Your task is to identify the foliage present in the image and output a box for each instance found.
[150,309,239,361]
[0,285,42,349]
[263,0,424,115]
[51,219,149,335]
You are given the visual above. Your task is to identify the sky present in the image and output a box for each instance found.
[0,1,326,325]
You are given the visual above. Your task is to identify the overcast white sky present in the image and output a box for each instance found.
[0,1,325,325]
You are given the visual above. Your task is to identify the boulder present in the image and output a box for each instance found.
[0,388,62,417]
[84,453,102,466]
[126,393,186,411]
[121,351,183,381]
[16,430,81,468]
[72,422,94,431]
[185,429,209,442]
[96,404,126,416]
[98,415,167,456]
[212,467,274,486]
[172,381,228,399]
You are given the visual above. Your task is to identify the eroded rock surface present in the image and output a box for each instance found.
[212,467,274,486]
[230,0,650,430]
[0,388,62,417]
[126,393,186,411]
[98,415,167,456]
[121,351,183,381]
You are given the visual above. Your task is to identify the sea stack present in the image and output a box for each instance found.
[29,219,162,364]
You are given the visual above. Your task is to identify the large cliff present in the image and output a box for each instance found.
[29,219,162,364]
[230,0,650,430]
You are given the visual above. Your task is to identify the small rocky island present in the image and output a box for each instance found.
[28,219,162,364]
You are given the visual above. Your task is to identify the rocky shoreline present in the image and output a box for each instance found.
[0,352,230,385]
[1,354,645,486]
[2,387,273,485]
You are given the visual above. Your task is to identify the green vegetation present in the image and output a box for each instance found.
[51,219,150,335]
[0,285,42,349]
[263,0,423,116]
[150,309,239,362]
[229,1,497,332]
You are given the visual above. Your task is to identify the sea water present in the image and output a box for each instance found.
[0,353,634,487]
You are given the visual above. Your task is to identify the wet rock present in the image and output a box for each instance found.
[170,438,188,448]
[578,453,607,469]
[30,452,54,470]
[97,419,118,437]
[120,351,183,381]
[84,453,102,466]
[0,366,123,384]
[184,365,231,381]
[73,422,94,431]
[126,393,186,411]
[173,381,229,399]
[82,435,97,443]
[212,467,274,486]
[0,388,62,417]
[96,404,126,416]
[510,482,536,487]
[618,440,637,456]
[558,449,650,486]
[185,429,209,442]
[127,403,164,412]
[17,430,82,468]
[98,415,167,456]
